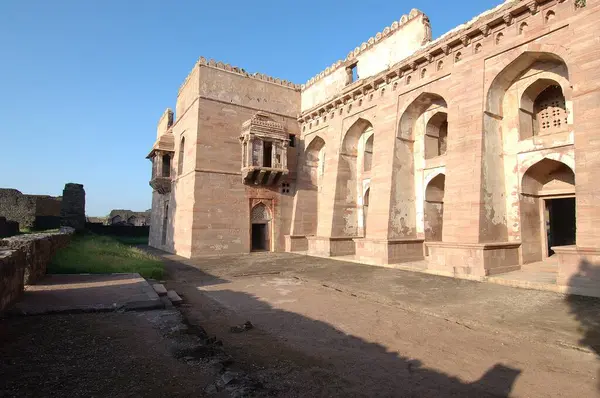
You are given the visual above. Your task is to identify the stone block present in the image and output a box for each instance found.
[0,249,25,312]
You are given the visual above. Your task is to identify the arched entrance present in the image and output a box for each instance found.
[520,158,575,263]
[424,174,445,242]
[251,203,271,251]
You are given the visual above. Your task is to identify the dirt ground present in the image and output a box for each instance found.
[152,249,600,398]
[0,311,223,397]
[2,249,598,397]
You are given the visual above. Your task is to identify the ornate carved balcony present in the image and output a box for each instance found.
[239,112,289,186]
[242,166,288,186]
[149,176,172,194]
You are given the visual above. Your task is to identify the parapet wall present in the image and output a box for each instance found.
[0,228,74,312]
[301,9,431,111]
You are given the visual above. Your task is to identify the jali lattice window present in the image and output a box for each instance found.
[534,85,567,135]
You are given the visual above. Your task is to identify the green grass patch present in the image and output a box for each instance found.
[112,235,149,246]
[49,234,164,279]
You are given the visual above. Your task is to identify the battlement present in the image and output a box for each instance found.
[299,0,582,116]
[301,8,430,91]
[178,57,301,96]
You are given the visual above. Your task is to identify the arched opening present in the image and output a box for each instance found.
[424,174,445,242]
[162,154,171,177]
[425,112,448,159]
[363,187,370,236]
[520,158,575,263]
[364,135,374,171]
[332,118,374,236]
[302,136,326,236]
[519,80,567,140]
[178,137,185,175]
[395,92,448,239]
[484,51,570,243]
[111,215,122,225]
[127,216,137,225]
[250,203,272,251]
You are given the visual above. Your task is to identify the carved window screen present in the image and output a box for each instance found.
[534,85,567,135]
[251,203,271,223]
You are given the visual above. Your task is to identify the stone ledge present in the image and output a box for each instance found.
[425,241,522,250]
[0,229,74,285]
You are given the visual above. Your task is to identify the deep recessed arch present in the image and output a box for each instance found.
[520,158,575,263]
[424,173,445,242]
[332,117,375,237]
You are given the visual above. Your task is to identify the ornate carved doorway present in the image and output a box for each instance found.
[251,203,271,252]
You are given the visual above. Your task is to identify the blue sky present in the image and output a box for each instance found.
[0,0,502,216]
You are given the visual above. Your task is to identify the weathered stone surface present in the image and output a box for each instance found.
[0,249,25,312]
[0,188,61,230]
[0,230,73,285]
[60,183,85,231]
[152,283,167,296]
[166,289,183,305]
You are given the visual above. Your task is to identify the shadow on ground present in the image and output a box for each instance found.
[150,248,523,397]
[566,259,600,392]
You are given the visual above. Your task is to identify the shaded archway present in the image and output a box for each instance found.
[301,136,326,236]
[520,158,575,263]
[425,112,448,159]
[332,118,374,237]
[393,92,448,239]
[251,203,272,251]
[127,216,137,225]
[424,174,445,242]
[111,215,122,225]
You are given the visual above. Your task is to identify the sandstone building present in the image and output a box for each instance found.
[148,0,600,295]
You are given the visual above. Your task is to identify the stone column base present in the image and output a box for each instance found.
[285,235,308,252]
[354,238,424,265]
[426,241,521,277]
[306,236,356,257]
[553,245,600,297]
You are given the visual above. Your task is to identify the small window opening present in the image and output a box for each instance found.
[289,134,296,147]
[263,141,272,167]
[346,63,358,85]
[162,154,171,177]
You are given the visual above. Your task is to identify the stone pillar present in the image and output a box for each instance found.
[60,183,86,231]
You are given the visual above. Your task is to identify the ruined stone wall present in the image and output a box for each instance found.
[108,209,150,226]
[0,249,25,312]
[0,228,74,312]
[60,183,85,231]
[0,230,73,285]
[0,189,62,230]
[0,217,19,238]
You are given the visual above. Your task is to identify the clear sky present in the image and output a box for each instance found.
[0,0,502,216]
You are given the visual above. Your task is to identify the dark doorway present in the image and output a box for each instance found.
[263,141,273,167]
[251,223,268,251]
[545,197,576,256]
